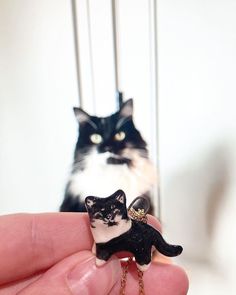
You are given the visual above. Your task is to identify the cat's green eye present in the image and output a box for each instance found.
[114,131,126,141]
[90,133,103,144]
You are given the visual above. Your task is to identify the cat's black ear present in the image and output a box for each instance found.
[119,99,133,118]
[85,196,96,209]
[114,190,126,204]
[73,107,90,124]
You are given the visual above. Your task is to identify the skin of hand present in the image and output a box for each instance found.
[0,213,189,295]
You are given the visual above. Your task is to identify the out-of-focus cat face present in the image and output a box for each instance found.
[73,99,147,161]
[85,190,128,227]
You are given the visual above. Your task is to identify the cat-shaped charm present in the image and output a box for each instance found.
[85,190,183,271]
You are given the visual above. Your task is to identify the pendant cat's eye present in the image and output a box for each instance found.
[114,131,126,141]
[90,133,103,144]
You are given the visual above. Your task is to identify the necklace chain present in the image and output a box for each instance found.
[119,257,132,295]
[119,257,146,295]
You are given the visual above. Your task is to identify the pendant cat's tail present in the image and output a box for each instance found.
[153,229,183,257]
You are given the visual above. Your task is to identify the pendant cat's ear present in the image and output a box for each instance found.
[73,107,90,124]
[119,99,133,118]
[114,189,126,205]
[85,196,96,209]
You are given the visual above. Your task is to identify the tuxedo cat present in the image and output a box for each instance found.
[85,190,183,271]
[60,99,156,212]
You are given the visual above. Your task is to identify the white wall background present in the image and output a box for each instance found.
[1,0,236,294]
[158,0,236,293]
[0,0,78,212]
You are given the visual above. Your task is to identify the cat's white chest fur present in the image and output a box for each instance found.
[68,149,156,206]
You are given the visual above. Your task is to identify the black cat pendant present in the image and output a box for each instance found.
[85,190,183,271]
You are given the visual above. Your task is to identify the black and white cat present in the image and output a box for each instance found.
[60,99,156,212]
[85,190,183,271]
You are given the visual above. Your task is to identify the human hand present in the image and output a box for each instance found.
[0,213,188,294]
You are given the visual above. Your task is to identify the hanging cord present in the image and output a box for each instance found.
[111,0,119,93]
[117,91,123,108]
[111,0,124,109]
[86,0,96,113]
[71,0,83,106]
[148,0,161,219]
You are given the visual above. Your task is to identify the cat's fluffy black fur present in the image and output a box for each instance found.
[60,99,156,213]
[85,190,183,270]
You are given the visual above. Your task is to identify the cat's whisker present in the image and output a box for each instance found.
[87,119,98,130]
[113,153,133,161]
[116,116,132,130]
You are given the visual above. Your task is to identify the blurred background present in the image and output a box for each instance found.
[0,0,236,294]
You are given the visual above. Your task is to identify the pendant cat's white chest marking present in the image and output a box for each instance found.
[68,149,156,206]
[91,218,132,243]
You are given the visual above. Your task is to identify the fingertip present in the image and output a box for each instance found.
[173,264,189,294]
[67,254,121,295]
[18,251,121,295]
[146,262,189,294]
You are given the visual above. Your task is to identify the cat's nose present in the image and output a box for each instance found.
[104,146,112,152]
[98,145,112,153]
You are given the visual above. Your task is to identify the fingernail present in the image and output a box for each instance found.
[67,256,121,295]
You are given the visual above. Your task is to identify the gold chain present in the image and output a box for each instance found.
[119,257,133,295]
[128,207,147,223]
[119,257,146,295]
[119,208,147,295]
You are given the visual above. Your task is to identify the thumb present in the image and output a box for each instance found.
[19,251,121,295]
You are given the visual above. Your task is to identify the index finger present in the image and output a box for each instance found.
[0,212,92,285]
